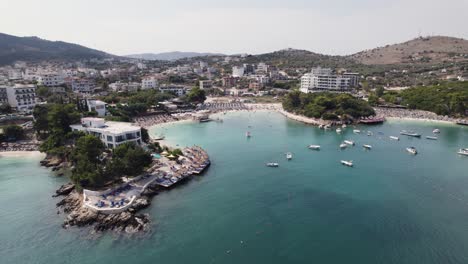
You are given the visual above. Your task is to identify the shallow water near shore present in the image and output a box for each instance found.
[2,111,468,264]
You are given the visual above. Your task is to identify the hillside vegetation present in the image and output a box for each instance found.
[399,82,468,116]
[351,36,468,65]
[0,33,112,65]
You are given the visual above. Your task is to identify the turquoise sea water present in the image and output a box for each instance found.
[1,111,468,264]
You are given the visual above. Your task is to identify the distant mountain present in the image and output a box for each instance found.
[126,51,225,61]
[0,33,113,66]
[350,36,468,65]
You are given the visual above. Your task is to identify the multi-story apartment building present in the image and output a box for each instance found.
[256,62,268,73]
[159,85,189,96]
[71,78,95,93]
[222,76,238,88]
[70,117,142,148]
[1,84,37,111]
[0,86,8,105]
[109,81,141,92]
[199,80,213,89]
[40,73,65,86]
[141,77,159,89]
[232,66,245,77]
[300,67,354,93]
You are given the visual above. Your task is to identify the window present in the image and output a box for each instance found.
[107,135,113,142]
[107,143,114,148]
[136,131,140,137]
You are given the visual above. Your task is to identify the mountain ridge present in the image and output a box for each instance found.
[126,51,225,61]
[0,33,113,65]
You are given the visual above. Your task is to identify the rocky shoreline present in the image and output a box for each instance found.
[55,184,159,234]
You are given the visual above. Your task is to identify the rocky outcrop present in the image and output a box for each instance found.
[52,183,75,197]
[56,190,151,234]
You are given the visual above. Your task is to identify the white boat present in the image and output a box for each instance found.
[400,130,421,138]
[286,152,293,160]
[426,136,438,140]
[457,148,468,156]
[336,128,342,134]
[433,129,441,134]
[344,140,355,146]
[367,131,373,136]
[342,124,347,128]
[340,143,348,149]
[266,162,279,167]
[353,129,361,134]
[319,124,324,129]
[363,144,372,150]
[246,131,251,138]
[406,147,418,155]
[389,136,400,141]
[308,145,321,150]
[340,160,353,167]
[324,124,331,130]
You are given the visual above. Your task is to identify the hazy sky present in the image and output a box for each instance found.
[2,0,468,56]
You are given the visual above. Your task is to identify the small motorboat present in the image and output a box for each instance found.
[457,148,468,156]
[266,162,279,167]
[308,145,321,150]
[353,129,361,134]
[286,152,293,160]
[389,136,400,141]
[246,131,251,138]
[426,136,438,140]
[342,124,347,128]
[406,147,418,155]
[319,124,324,129]
[400,130,421,138]
[324,124,331,130]
[336,128,342,134]
[340,143,348,149]
[433,129,441,134]
[344,140,355,146]
[367,131,373,136]
[363,144,372,150]
[340,160,353,167]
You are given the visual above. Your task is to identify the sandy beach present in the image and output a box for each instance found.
[0,151,46,158]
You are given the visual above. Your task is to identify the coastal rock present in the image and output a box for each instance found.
[57,190,152,234]
[131,197,151,211]
[52,183,75,197]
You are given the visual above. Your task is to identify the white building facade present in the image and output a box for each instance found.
[0,84,36,111]
[232,66,245,77]
[159,85,189,96]
[300,67,353,93]
[141,77,159,89]
[70,118,142,148]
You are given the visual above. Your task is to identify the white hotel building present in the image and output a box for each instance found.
[0,84,36,111]
[300,67,355,93]
[70,118,142,148]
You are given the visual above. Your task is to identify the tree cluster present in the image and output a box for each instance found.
[282,91,375,121]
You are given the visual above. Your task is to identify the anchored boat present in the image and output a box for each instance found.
[406,147,418,155]
[286,152,293,160]
[457,148,468,156]
[340,143,348,149]
[389,136,400,141]
[340,160,353,167]
[353,129,361,134]
[363,144,372,150]
[400,130,421,138]
[426,136,438,140]
[344,140,355,146]
[266,162,279,167]
[308,145,321,150]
